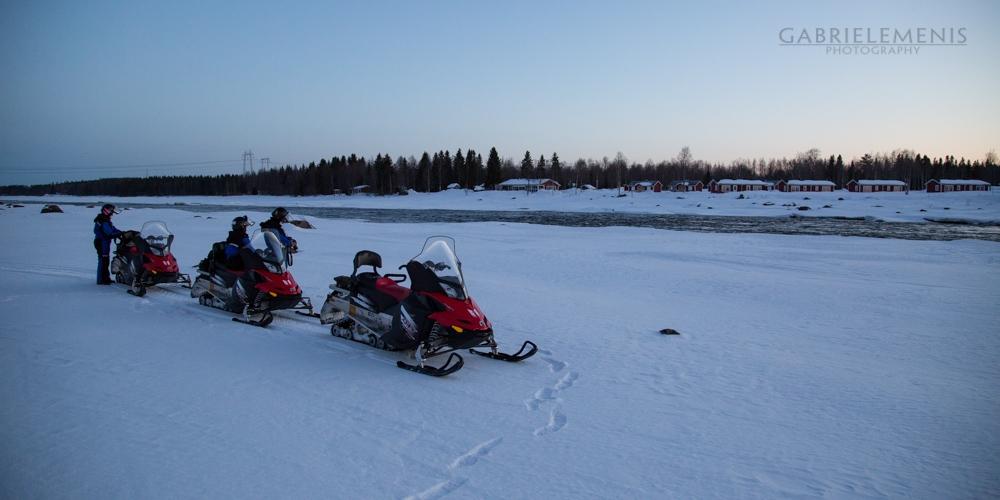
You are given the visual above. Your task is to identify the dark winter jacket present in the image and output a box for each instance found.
[224,229,251,259]
[93,214,122,253]
[260,218,293,247]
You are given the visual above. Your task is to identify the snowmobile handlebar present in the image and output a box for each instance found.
[384,273,407,283]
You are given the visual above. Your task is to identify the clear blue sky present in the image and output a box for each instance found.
[1,0,997,184]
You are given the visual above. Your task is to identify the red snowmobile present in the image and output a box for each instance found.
[318,236,536,376]
[190,231,314,326]
[111,221,192,296]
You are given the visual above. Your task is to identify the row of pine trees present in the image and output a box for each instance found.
[1,147,997,197]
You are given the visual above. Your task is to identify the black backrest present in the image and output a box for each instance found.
[353,250,382,276]
[211,241,227,263]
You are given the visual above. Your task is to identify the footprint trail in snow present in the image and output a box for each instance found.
[405,437,504,500]
[526,350,579,437]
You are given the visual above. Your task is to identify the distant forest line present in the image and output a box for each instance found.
[2,147,997,197]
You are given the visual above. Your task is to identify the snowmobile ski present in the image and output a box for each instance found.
[232,311,274,328]
[396,352,464,377]
[470,340,538,362]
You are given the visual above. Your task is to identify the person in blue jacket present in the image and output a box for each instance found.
[260,207,297,252]
[224,216,254,269]
[93,204,123,284]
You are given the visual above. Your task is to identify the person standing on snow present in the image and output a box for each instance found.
[260,207,297,252]
[93,203,123,284]
[224,216,254,269]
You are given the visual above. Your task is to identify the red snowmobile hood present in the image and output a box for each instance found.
[254,269,302,296]
[426,293,491,332]
[143,252,179,274]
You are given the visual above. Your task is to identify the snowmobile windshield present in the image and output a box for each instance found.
[250,231,287,274]
[410,236,468,300]
[140,221,174,256]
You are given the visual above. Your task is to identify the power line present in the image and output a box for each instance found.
[0,159,241,174]
[242,150,254,175]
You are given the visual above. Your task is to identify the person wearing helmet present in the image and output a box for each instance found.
[224,216,254,268]
[260,207,297,252]
[93,204,123,284]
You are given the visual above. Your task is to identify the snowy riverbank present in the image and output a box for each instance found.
[7,188,1000,223]
[2,204,999,498]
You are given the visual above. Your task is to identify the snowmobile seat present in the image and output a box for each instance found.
[355,274,410,312]
[373,277,410,303]
[347,250,411,312]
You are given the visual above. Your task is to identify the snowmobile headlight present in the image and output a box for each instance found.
[451,325,463,333]
[268,291,278,297]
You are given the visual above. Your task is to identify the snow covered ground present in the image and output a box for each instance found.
[2,203,999,498]
[9,187,1000,223]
